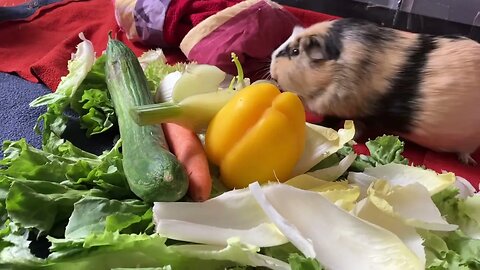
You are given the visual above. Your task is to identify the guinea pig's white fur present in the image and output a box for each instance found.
[270,18,480,164]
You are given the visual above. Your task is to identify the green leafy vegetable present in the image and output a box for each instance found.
[29,33,96,145]
[30,37,117,141]
[288,253,323,270]
[5,179,103,235]
[65,197,151,239]
[337,135,409,172]
[263,243,324,269]
[138,49,187,94]
[432,187,480,240]
[421,230,480,269]
[43,232,244,270]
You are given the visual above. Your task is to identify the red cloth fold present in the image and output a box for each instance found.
[162,0,241,47]
[0,0,148,90]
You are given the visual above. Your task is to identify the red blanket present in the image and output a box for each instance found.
[0,0,478,186]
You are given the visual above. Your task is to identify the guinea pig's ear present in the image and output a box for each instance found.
[299,35,325,61]
[292,25,306,37]
[300,34,342,61]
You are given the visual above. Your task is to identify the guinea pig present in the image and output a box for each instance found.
[270,18,480,164]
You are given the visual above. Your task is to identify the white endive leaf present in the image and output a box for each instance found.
[248,182,423,270]
[292,120,355,176]
[348,163,455,197]
[153,188,288,247]
[307,152,357,181]
[354,197,426,265]
[454,175,478,198]
[248,183,316,259]
[284,174,360,211]
[366,181,458,231]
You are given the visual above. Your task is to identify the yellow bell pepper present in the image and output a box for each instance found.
[205,82,306,189]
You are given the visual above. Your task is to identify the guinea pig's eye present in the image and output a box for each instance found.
[290,48,300,56]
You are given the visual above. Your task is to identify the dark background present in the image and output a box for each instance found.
[275,0,480,41]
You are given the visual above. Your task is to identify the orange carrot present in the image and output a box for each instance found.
[162,123,212,201]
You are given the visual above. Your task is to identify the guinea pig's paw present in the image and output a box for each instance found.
[458,152,478,165]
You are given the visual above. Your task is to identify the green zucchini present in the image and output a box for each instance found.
[105,37,188,202]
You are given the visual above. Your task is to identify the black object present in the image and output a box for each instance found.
[274,0,480,42]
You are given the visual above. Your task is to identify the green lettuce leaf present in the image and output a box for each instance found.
[0,136,134,235]
[0,220,43,268]
[65,197,152,239]
[334,135,409,172]
[74,54,118,137]
[263,243,324,269]
[432,187,480,240]
[42,232,246,270]
[288,253,323,270]
[29,33,96,145]
[5,179,103,235]
[421,230,480,269]
[1,138,131,199]
[364,135,409,166]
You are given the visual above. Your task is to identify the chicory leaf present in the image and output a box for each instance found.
[307,152,357,181]
[284,174,360,211]
[248,182,424,270]
[153,188,288,247]
[354,193,426,266]
[348,163,455,198]
[365,181,457,231]
[292,120,355,176]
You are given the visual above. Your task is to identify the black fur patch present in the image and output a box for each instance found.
[364,34,438,133]
[276,45,290,58]
[322,23,344,60]
[439,34,468,40]
[348,19,397,82]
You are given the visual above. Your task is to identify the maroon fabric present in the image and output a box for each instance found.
[162,0,241,47]
[186,1,302,80]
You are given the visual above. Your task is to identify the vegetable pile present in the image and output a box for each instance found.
[1,34,479,270]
